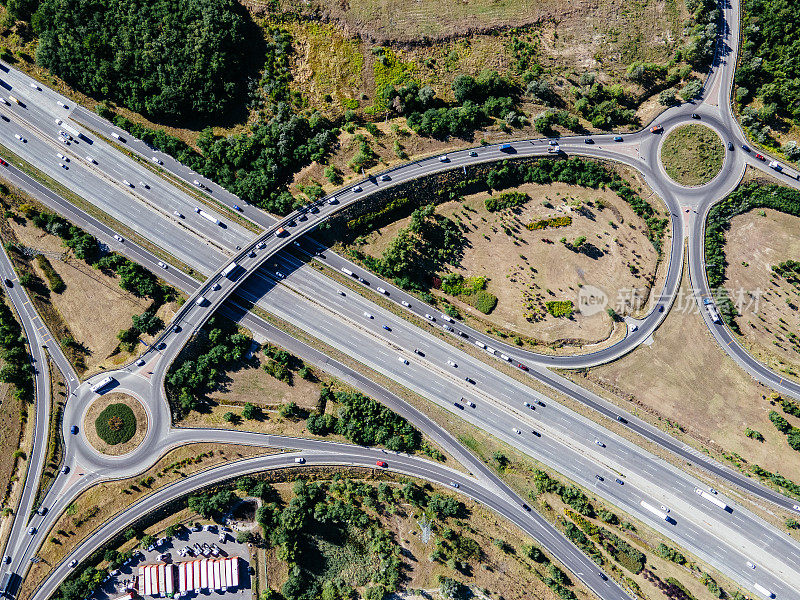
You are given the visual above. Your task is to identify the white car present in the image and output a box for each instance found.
[594,439,605,447]
[86,155,96,164]
[158,261,168,269]
[439,155,449,162]
[352,185,362,193]
[513,428,521,435]
[135,359,145,367]
[211,283,220,291]
[57,101,67,108]
[139,181,150,189]
[294,457,305,464]
[173,211,183,218]
[122,179,133,187]
[151,156,163,165]
[28,527,36,535]
[69,559,77,568]
[363,312,373,319]
[113,235,123,242]
[14,134,24,142]
[447,360,457,367]
[111,132,121,140]
[398,357,409,365]
[0,97,8,105]
[57,153,68,162]
[401,300,410,307]
[424,314,435,321]
[29,82,40,90]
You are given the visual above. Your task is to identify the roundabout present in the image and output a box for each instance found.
[659,123,725,187]
[83,392,148,456]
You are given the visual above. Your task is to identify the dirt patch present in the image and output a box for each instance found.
[660,124,724,187]
[357,181,661,347]
[83,392,148,456]
[588,261,800,481]
[725,208,800,379]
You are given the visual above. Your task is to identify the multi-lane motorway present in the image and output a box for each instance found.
[3,0,800,598]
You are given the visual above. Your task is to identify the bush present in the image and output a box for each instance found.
[484,191,529,212]
[94,403,136,445]
[36,255,65,293]
[546,300,574,318]
[527,215,572,230]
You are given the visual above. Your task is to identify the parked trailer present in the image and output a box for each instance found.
[224,559,234,590]
[229,557,239,588]
[90,376,114,394]
[753,583,774,599]
[142,567,151,596]
[200,560,208,589]
[158,564,166,597]
[213,560,222,590]
[193,560,201,592]
[694,488,730,511]
[149,565,158,596]
[639,500,669,521]
[165,565,174,596]
[178,563,186,594]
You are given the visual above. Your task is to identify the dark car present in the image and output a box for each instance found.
[584,138,594,144]
[595,474,604,481]
[383,325,392,332]
[691,113,700,119]
[536,400,546,407]
[531,430,541,437]
[727,141,734,151]
[465,377,476,385]
[616,415,628,423]
[70,425,79,435]
[522,503,531,512]
[613,136,623,142]
[453,402,464,410]
[741,144,750,152]
[4,278,11,287]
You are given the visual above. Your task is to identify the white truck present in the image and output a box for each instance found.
[194,207,221,226]
[706,304,722,324]
[639,500,669,521]
[221,262,239,279]
[340,267,354,277]
[753,583,774,598]
[694,488,730,511]
[195,296,207,306]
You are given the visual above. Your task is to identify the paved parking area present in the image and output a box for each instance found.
[95,527,253,600]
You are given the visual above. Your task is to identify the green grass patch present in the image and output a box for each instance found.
[546,300,573,318]
[660,124,723,186]
[94,403,136,445]
[440,274,498,314]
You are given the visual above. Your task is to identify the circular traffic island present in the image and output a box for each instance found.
[660,124,724,186]
[84,392,147,456]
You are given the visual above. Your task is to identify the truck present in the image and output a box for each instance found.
[90,376,114,394]
[1,572,21,598]
[61,122,80,139]
[548,145,560,154]
[694,488,730,511]
[474,341,486,349]
[639,500,669,521]
[499,143,513,152]
[194,207,221,226]
[7,95,18,104]
[221,262,239,279]
[276,227,287,237]
[195,296,207,307]
[706,304,721,324]
[753,583,774,599]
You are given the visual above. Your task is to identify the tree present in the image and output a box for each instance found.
[140,534,155,548]
[680,80,704,101]
[242,402,259,420]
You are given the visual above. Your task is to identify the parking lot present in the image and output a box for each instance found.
[94,526,253,600]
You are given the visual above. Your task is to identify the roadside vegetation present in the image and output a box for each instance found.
[660,125,724,186]
[94,403,136,446]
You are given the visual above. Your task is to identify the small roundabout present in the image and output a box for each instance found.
[83,392,148,456]
[659,123,725,187]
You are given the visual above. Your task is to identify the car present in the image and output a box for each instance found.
[364,312,373,319]
[69,559,78,568]
[375,460,387,468]
[233,204,242,211]
[453,402,464,410]
[442,324,454,332]
[70,425,78,435]
[57,153,68,162]
[337,290,346,297]
[439,155,449,162]
[381,174,391,181]
[584,138,594,144]
[358,277,367,283]
[450,482,459,488]
[613,136,623,142]
[594,439,605,447]
[467,400,476,408]
[2,556,9,565]
[531,430,541,437]
[469,150,478,156]
[113,234,123,242]
[352,185,362,193]
[536,400,545,407]
[28,527,36,535]
[383,325,392,331]
[4,278,11,288]
[401,300,410,307]
[135,359,145,367]
[524,401,531,408]
[548,140,558,146]
[249,250,257,258]
[211,283,220,291]
[377,287,388,295]
[14,134,24,142]
[157,342,166,350]
[793,504,800,512]
[616,415,627,423]
[60,163,68,169]
[649,125,663,133]
[61,465,69,474]
[173,325,181,333]
[86,155,96,164]
[57,100,67,108]
[122,179,133,187]
[29,82,40,90]
[173,211,184,218]
[37,506,47,515]
[513,428,521,434]
[0,98,7,105]
[328,197,339,205]
[522,503,531,511]
[728,141,734,151]
[598,572,608,581]
[158,261,168,269]
[424,314,435,322]
[595,474,604,481]
[709,487,718,494]
[294,457,305,464]
[0,158,6,166]
[465,377,475,385]
[398,357,409,365]
[139,181,150,189]
[755,153,766,161]
[517,363,529,371]
[448,360,457,367]
[615,478,624,485]
[148,156,164,166]
[741,144,750,152]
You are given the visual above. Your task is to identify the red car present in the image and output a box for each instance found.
[649,125,663,133]
[0,158,7,166]
[518,363,529,371]
[375,460,387,468]
[755,153,766,161]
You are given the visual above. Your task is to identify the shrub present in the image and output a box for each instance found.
[94,403,136,445]
[36,255,65,293]
[745,427,765,442]
[546,300,574,318]
[485,191,529,212]
[527,215,572,230]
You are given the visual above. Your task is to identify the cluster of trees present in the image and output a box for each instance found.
[484,191,530,212]
[439,274,497,315]
[656,543,687,565]
[117,311,163,352]
[682,0,719,68]
[382,71,522,139]
[769,410,800,451]
[306,387,421,453]
[356,204,465,291]
[0,301,33,403]
[33,0,254,121]
[736,0,800,125]
[706,183,800,330]
[572,77,637,129]
[188,490,235,519]
[533,469,595,517]
[165,317,252,417]
[256,479,403,600]
[546,300,574,318]
[568,510,645,574]
[36,255,65,293]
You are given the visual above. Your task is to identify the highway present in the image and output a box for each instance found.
[1,0,800,597]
